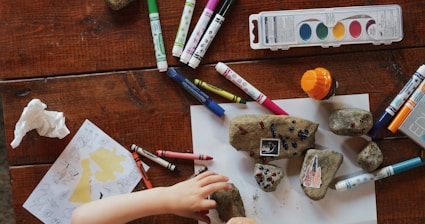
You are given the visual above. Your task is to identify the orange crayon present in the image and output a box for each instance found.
[132,152,153,189]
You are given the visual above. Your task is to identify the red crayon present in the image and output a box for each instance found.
[156,150,213,160]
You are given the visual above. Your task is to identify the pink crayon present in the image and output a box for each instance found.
[156,150,213,160]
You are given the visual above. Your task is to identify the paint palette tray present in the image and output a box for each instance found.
[249,4,403,50]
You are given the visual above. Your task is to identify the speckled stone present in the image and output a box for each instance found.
[229,114,319,162]
[253,163,284,192]
[299,149,343,200]
[357,141,383,172]
[211,183,246,222]
[329,108,373,136]
[104,0,136,10]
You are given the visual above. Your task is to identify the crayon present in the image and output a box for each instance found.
[156,150,213,160]
[167,68,225,117]
[132,152,153,189]
[193,79,246,104]
[131,144,178,172]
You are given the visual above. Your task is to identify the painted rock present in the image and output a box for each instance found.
[299,149,343,200]
[253,163,284,192]
[357,141,383,172]
[211,183,246,222]
[329,108,373,136]
[104,0,136,10]
[229,114,319,162]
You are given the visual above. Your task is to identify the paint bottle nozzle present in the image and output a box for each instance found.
[301,67,338,100]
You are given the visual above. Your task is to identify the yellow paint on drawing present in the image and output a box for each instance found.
[90,147,126,182]
[69,158,92,203]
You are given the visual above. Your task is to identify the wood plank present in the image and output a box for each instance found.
[4,47,425,223]
[1,1,425,79]
[2,48,425,165]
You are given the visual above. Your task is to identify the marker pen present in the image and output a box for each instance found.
[131,144,177,172]
[188,0,235,69]
[335,157,424,191]
[172,0,196,57]
[156,150,213,160]
[167,68,225,117]
[147,0,168,72]
[180,0,220,64]
[388,78,425,133]
[368,65,425,138]
[215,62,289,115]
[193,78,246,104]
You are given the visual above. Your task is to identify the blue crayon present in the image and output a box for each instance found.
[166,68,225,117]
[368,65,425,138]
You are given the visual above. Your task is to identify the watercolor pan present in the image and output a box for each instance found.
[249,4,403,50]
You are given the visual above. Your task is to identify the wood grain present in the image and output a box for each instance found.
[1,0,425,223]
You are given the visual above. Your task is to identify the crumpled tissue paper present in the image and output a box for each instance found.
[10,99,70,149]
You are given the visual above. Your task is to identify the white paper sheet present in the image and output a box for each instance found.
[23,119,142,224]
[191,94,377,224]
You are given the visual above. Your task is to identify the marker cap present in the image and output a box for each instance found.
[368,112,392,138]
[188,57,201,69]
[417,64,425,76]
[180,52,191,64]
[172,46,183,57]
[206,0,220,10]
[387,105,411,133]
[157,61,168,72]
[262,98,288,115]
[301,67,337,100]
[147,0,158,13]
[206,100,225,117]
[335,181,349,191]
[215,62,228,74]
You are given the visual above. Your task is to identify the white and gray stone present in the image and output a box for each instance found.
[329,108,373,136]
[229,114,319,162]
[299,149,343,200]
[253,163,284,192]
[357,141,383,172]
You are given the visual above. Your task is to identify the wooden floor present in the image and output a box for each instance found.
[1,0,425,223]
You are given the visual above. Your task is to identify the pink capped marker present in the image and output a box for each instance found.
[215,62,289,115]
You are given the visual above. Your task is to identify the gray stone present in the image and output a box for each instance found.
[357,141,383,172]
[329,108,373,136]
[104,0,136,10]
[253,163,284,192]
[229,114,319,162]
[300,149,343,200]
[211,183,246,222]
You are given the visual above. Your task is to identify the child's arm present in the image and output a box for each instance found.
[71,171,232,224]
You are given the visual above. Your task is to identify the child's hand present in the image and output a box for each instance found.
[164,171,232,223]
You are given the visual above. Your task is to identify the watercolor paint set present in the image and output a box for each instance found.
[249,4,403,50]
